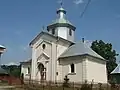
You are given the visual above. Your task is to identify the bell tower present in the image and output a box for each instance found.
[47,3,76,42]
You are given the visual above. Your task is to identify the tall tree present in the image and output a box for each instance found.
[91,40,119,80]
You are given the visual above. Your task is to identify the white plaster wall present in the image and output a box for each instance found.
[31,46,37,80]
[31,38,52,81]
[59,56,85,82]
[36,41,51,59]
[57,27,67,40]
[31,34,71,82]
[86,57,107,83]
[36,40,52,81]
[57,27,74,42]
[67,29,74,42]
[57,42,69,58]
[56,42,70,81]
[21,64,31,80]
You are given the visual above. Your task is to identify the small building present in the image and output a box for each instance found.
[111,64,120,84]
[0,67,9,83]
[21,5,107,83]
[20,59,31,80]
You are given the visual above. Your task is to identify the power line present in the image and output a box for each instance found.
[80,0,92,18]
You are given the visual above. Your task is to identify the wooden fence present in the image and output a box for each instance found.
[22,80,120,90]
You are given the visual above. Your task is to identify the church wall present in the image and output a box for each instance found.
[31,46,37,80]
[59,56,86,82]
[30,34,72,82]
[67,29,74,42]
[86,56,107,83]
[56,42,70,82]
[57,27,67,40]
[31,37,52,81]
[21,64,31,80]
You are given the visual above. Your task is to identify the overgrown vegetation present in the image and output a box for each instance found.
[1,65,21,77]
[81,80,92,90]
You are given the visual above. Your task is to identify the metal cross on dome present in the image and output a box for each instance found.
[58,0,63,7]
[60,1,63,7]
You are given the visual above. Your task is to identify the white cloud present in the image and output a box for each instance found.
[3,62,19,66]
[73,0,84,5]
[20,45,29,52]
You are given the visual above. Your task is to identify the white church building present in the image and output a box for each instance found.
[21,6,107,83]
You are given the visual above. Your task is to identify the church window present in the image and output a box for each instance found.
[52,29,55,35]
[69,29,72,36]
[28,67,30,74]
[56,72,58,76]
[70,63,75,73]
[42,44,46,49]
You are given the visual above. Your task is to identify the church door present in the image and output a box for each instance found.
[38,63,46,81]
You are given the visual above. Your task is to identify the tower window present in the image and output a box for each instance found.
[69,29,72,36]
[70,63,75,73]
[52,29,55,35]
[42,44,46,49]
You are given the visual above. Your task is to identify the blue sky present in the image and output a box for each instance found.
[0,0,120,64]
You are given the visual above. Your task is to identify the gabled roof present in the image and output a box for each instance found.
[29,31,73,46]
[59,41,105,60]
[20,59,32,64]
[111,64,120,74]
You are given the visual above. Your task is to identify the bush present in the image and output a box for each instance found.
[98,83,104,90]
[81,80,92,90]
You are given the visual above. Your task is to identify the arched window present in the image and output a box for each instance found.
[69,29,72,36]
[52,29,55,35]
[71,63,74,73]
[28,67,30,74]
[42,44,46,49]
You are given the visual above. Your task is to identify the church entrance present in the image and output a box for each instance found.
[38,63,46,81]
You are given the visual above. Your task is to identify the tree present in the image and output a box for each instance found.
[1,65,21,77]
[91,40,119,80]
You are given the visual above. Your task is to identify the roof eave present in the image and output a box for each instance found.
[47,23,76,31]
[59,54,106,61]
[29,31,44,46]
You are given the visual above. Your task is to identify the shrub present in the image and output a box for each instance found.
[81,80,92,90]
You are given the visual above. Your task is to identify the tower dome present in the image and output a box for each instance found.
[47,5,76,42]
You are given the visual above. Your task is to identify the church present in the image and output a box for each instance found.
[21,5,107,83]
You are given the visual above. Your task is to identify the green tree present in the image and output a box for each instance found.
[1,65,21,77]
[91,40,119,80]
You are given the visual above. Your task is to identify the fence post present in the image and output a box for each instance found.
[43,83,44,90]
[73,82,74,90]
[63,85,64,90]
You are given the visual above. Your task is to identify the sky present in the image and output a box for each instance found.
[0,0,120,65]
